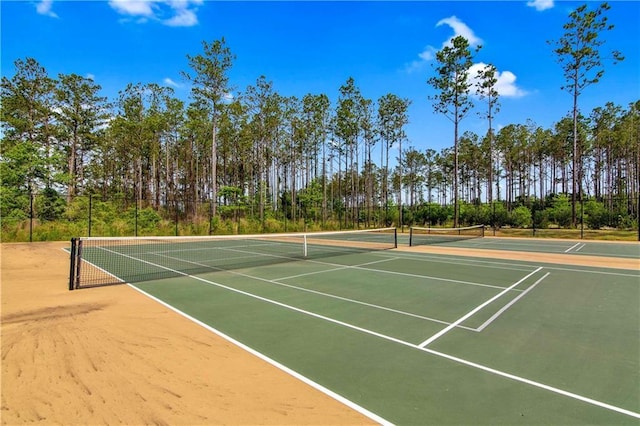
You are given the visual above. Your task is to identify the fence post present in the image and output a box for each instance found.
[88,194,92,237]
[580,198,584,239]
[532,202,536,237]
[134,197,138,237]
[175,204,179,236]
[209,199,213,235]
[29,191,33,243]
[492,202,496,236]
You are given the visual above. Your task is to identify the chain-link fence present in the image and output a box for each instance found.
[404,195,639,240]
[1,191,638,242]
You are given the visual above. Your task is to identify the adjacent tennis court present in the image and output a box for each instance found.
[69,230,640,424]
[408,225,640,259]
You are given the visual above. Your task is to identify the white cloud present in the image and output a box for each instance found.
[436,16,483,48]
[405,46,436,73]
[86,73,96,81]
[163,7,197,27]
[163,77,181,88]
[527,0,554,12]
[108,0,155,17]
[108,0,201,27]
[406,16,481,73]
[36,0,58,18]
[470,62,528,98]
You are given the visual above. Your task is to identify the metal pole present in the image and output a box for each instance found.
[135,197,138,237]
[175,204,179,236]
[580,197,584,239]
[88,194,92,237]
[29,191,33,243]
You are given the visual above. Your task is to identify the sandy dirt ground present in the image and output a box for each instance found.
[1,241,637,425]
[1,242,375,425]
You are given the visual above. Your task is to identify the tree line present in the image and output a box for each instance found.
[1,3,638,234]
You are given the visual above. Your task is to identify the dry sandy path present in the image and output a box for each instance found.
[1,242,374,425]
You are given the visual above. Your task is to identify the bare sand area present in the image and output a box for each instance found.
[1,242,374,425]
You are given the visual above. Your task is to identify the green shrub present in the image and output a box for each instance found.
[35,188,66,221]
[491,203,509,228]
[547,195,572,227]
[584,200,607,230]
[533,209,550,229]
[509,206,533,228]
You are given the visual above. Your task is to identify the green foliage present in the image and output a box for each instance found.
[402,209,415,227]
[35,188,66,221]
[415,203,448,226]
[490,202,509,227]
[509,206,533,228]
[459,203,490,226]
[533,209,550,229]
[547,195,572,227]
[584,199,608,229]
[0,186,30,219]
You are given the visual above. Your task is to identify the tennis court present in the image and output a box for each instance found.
[69,230,640,425]
[408,225,640,259]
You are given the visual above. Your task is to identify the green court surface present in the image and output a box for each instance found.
[411,234,640,259]
[80,238,639,424]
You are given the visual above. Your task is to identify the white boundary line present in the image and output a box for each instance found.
[418,267,543,348]
[134,266,640,420]
[565,242,582,253]
[392,251,640,277]
[125,284,394,426]
[162,254,479,331]
[78,250,640,421]
[476,273,550,332]
[157,244,522,292]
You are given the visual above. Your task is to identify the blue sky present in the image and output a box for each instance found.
[2,0,639,153]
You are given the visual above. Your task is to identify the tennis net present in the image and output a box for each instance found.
[68,228,397,290]
[409,225,485,247]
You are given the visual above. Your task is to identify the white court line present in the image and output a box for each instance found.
[273,257,397,281]
[565,242,582,253]
[199,246,521,292]
[476,273,550,332]
[395,252,639,277]
[418,267,543,348]
[163,254,478,331]
[124,284,394,426]
[91,249,640,421]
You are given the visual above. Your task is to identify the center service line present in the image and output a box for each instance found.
[418,267,543,348]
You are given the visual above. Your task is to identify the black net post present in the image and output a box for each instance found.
[68,238,76,290]
[68,238,83,291]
